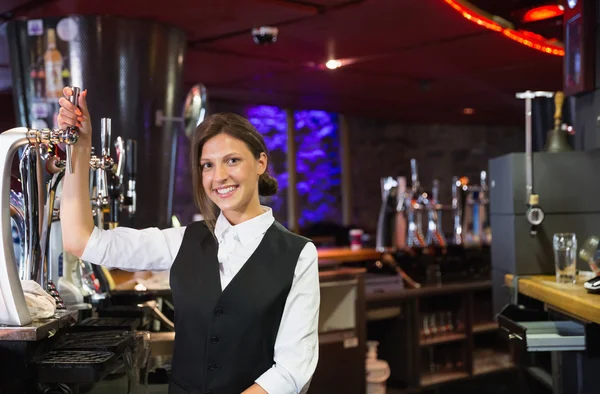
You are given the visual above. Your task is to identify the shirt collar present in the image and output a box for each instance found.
[214,206,275,247]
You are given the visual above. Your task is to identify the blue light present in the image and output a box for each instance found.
[245,105,289,226]
[294,110,341,227]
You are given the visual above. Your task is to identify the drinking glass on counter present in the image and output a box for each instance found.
[349,228,364,250]
[553,233,577,284]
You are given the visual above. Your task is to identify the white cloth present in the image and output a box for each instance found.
[21,280,56,319]
[82,207,320,394]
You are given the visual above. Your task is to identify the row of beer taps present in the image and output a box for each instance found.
[0,86,138,326]
[376,158,490,252]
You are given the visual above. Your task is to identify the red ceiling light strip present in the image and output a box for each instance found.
[523,6,564,23]
[443,0,565,56]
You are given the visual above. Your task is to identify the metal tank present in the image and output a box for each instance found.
[7,15,186,229]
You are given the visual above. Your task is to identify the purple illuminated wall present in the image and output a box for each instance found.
[245,105,289,227]
[172,103,342,229]
[294,110,342,228]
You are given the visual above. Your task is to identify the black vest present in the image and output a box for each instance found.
[168,220,309,394]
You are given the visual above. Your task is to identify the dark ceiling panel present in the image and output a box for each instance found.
[196,0,487,64]
[15,0,314,40]
[184,48,302,85]
[6,0,564,124]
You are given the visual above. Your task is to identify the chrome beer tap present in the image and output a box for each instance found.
[478,171,490,244]
[407,158,426,248]
[460,171,491,246]
[90,118,114,230]
[375,176,399,252]
[0,111,82,326]
[125,139,137,217]
[425,179,446,247]
[452,176,463,245]
[107,137,137,228]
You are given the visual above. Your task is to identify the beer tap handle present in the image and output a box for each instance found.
[480,171,487,189]
[100,118,111,160]
[126,139,137,215]
[410,158,420,192]
[114,137,125,183]
[432,179,439,205]
[554,91,564,129]
[452,177,458,209]
[65,86,81,174]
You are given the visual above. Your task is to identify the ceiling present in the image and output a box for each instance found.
[0,0,565,124]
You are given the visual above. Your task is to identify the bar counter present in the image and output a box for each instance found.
[0,309,79,341]
[110,246,380,288]
[504,274,600,324]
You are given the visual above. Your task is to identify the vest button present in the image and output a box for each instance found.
[214,307,223,316]
[211,336,220,344]
[208,362,217,371]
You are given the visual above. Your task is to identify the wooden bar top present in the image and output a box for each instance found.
[316,247,381,264]
[111,266,367,290]
[505,274,600,324]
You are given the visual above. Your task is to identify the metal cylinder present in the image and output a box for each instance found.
[7,15,186,229]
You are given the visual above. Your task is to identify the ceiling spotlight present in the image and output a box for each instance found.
[325,59,343,70]
[463,108,475,115]
[252,26,278,45]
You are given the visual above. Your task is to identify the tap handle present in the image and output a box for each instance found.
[125,139,137,215]
[410,158,419,191]
[69,87,80,107]
[480,171,487,188]
[100,118,111,158]
[64,86,81,174]
[114,137,125,182]
[432,179,439,204]
[396,176,407,211]
[554,91,564,128]
[452,176,458,206]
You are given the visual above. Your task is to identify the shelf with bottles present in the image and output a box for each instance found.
[420,342,469,387]
[418,294,466,347]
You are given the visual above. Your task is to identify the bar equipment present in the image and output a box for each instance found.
[455,172,490,247]
[8,16,186,229]
[545,91,572,152]
[375,176,399,252]
[489,89,600,313]
[0,122,81,326]
[451,176,462,245]
[517,91,554,236]
[408,159,426,248]
[90,118,113,231]
[425,179,446,247]
[108,137,137,228]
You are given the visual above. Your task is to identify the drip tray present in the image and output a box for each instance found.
[73,317,140,331]
[56,330,136,354]
[32,350,119,383]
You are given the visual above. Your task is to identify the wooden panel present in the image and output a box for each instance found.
[317,247,381,264]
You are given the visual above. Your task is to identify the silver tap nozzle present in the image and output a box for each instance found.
[65,87,81,174]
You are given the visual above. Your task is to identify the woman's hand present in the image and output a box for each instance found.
[57,87,92,147]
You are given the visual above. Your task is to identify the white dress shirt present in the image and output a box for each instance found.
[81,207,320,394]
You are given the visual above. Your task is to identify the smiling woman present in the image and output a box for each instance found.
[57,89,321,394]
[191,113,278,232]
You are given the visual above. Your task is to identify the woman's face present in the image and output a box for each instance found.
[200,133,267,216]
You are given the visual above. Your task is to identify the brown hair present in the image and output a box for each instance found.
[190,112,278,232]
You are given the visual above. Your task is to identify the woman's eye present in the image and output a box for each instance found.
[228,158,240,165]
[201,163,211,170]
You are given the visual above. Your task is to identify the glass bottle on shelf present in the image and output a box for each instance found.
[44,28,63,100]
